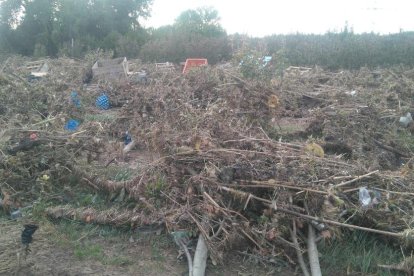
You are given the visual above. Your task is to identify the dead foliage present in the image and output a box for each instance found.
[2,57,414,268]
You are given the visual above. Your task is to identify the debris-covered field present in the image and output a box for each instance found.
[1,55,414,275]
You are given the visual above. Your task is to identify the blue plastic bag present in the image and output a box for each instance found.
[96,94,110,110]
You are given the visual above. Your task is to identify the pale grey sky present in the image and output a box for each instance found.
[143,0,414,36]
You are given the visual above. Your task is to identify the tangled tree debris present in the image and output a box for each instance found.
[1,55,414,274]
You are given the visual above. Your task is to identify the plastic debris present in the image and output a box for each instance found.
[262,56,272,67]
[310,220,327,231]
[359,187,371,207]
[71,90,81,108]
[10,209,22,220]
[29,132,38,140]
[137,71,148,84]
[171,231,191,246]
[96,94,110,110]
[345,90,357,97]
[65,119,80,131]
[372,190,381,205]
[124,131,132,145]
[182,58,208,74]
[40,174,50,181]
[399,112,412,127]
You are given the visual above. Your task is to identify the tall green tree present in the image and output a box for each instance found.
[140,7,231,64]
[175,7,224,37]
[0,0,153,56]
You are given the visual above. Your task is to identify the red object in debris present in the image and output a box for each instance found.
[182,58,208,74]
[29,133,38,140]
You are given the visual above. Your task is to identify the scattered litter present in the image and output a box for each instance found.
[182,58,208,74]
[123,140,136,154]
[10,209,22,220]
[136,71,148,84]
[262,56,272,66]
[96,94,110,110]
[345,90,357,96]
[155,62,174,71]
[29,133,38,140]
[359,187,371,207]
[71,90,81,108]
[310,220,327,231]
[372,190,381,205]
[26,60,49,78]
[40,174,50,181]
[65,119,80,131]
[124,131,132,145]
[92,57,129,81]
[399,112,412,127]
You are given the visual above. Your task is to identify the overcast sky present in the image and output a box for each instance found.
[143,0,414,37]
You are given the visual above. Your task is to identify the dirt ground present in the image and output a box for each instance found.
[0,219,292,276]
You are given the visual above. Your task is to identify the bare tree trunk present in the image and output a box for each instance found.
[177,240,193,276]
[193,234,208,276]
[307,224,322,276]
[290,221,310,276]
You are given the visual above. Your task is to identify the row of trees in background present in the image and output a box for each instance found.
[1,0,414,69]
[0,0,152,57]
[263,29,414,69]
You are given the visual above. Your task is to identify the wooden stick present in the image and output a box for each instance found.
[371,187,414,196]
[222,70,251,90]
[219,186,307,212]
[220,186,273,205]
[220,186,402,238]
[290,221,310,276]
[374,139,411,158]
[334,170,379,188]
[123,140,136,154]
[0,57,10,73]
[243,180,328,195]
[343,186,414,196]
[177,239,193,276]
[307,224,322,276]
[277,207,401,238]
[187,212,211,242]
[203,192,220,208]
[202,191,231,217]
[342,187,364,194]
[193,235,208,276]
[240,229,263,251]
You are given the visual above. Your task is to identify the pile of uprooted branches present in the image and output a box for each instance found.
[2,56,414,273]
[0,56,107,210]
[48,65,414,274]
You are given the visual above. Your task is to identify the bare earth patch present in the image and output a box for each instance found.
[1,220,290,276]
